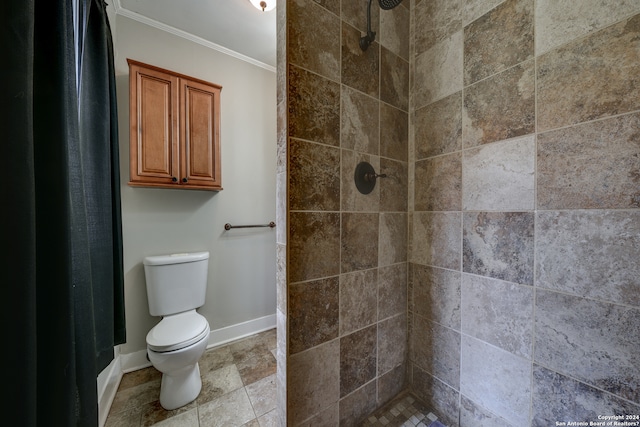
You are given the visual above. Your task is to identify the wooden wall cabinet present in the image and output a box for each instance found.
[128,59,222,191]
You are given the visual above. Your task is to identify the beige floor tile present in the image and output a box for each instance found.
[198,388,257,426]
[152,408,199,427]
[105,329,277,427]
[257,409,278,427]
[246,374,277,417]
[196,364,244,405]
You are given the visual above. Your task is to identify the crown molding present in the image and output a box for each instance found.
[112,0,276,73]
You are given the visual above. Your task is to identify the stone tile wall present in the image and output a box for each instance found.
[279,0,640,425]
[281,0,410,425]
[409,1,640,427]
[275,0,288,424]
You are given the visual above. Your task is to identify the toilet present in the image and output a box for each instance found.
[143,252,211,410]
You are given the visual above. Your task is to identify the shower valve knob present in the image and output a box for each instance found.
[354,161,386,194]
[365,172,386,182]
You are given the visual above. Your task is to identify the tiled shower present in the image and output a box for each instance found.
[278,0,410,424]
[277,0,640,426]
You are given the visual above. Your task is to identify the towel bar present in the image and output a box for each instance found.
[224,221,276,230]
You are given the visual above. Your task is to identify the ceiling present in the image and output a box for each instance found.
[116,0,277,69]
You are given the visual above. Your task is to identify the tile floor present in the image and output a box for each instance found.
[105,328,445,427]
[105,329,277,426]
[360,393,446,427]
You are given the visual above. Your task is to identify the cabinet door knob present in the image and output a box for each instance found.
[182,177,188,183]
[171,177,178,182]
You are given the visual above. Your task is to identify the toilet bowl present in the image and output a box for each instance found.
[143,252,211,410]
[146,310,210,410]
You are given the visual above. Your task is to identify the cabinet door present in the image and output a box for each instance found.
[129,62,179,186]
[180,78,222,190]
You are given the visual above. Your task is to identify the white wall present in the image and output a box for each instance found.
[113,15,277,357]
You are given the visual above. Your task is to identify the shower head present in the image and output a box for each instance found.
[360,0,405,50]
[378,0,404,10]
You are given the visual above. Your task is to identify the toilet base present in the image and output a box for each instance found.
[159,362,202,410]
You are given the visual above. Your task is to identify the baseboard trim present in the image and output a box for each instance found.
[207,313,277,349]
[97,349,123,427]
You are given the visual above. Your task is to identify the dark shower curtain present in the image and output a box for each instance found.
[3,0,125,425]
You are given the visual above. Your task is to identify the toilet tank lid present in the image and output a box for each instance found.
[143,252,209,266]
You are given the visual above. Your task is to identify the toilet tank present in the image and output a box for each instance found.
[143,252,209,317]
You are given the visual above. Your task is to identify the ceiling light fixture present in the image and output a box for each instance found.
[249,0,275,12]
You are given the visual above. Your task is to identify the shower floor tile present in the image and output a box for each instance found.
[360,393,446,427]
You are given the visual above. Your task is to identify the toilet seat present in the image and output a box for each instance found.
[147,311,209,353]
